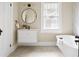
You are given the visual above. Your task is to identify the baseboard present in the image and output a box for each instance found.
[18,42,56,46]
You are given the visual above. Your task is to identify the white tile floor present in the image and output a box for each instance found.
[8,46,63,57]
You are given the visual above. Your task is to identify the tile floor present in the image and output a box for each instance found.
[8,46,63,57]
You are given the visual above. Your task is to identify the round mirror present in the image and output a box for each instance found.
[21,8,37,24]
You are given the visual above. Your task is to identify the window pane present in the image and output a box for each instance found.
[43,3,59,16]
[41,2,61,30]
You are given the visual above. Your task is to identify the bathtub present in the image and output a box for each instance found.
[56,35,78,57]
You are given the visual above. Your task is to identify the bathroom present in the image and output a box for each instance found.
[0,2,79,57]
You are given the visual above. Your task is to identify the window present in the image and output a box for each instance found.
[41,2,62,33]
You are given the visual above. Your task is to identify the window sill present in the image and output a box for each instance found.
[40,29,62,33]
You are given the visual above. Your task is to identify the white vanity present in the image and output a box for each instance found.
[17,29,38,44]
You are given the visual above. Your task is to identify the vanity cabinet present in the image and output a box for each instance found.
[17,29,38,44]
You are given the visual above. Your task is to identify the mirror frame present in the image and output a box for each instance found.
[21,8,37,24]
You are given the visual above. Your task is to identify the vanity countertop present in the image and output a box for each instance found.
[17,29,40,31]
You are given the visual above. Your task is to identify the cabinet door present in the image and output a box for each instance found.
[18,30,38,43]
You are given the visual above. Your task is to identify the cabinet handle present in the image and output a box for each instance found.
[0,29,2,36]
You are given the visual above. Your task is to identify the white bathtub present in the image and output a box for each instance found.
[56,35,78,57]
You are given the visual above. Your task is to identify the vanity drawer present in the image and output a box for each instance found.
[17,29,38,43]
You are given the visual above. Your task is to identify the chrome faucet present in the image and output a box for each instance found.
[75,36,79,57]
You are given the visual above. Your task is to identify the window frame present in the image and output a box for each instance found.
[41,2,62,33]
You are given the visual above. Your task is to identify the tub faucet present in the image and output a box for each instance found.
[75,36,79,43]
[75,36,79,44]
[75,36,79,39]
[75,35,79,57]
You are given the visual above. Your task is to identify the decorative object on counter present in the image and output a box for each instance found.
[15,20,20,29]
[22,24,30,30]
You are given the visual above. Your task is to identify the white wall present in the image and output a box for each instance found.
[73,3,79,36]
